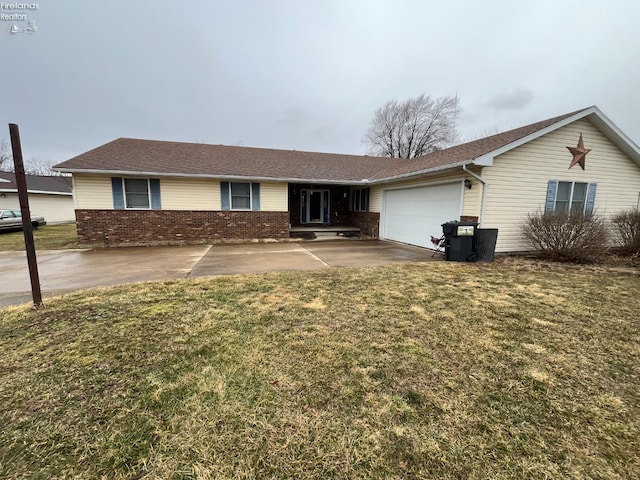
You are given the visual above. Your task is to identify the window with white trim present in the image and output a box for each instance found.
[554,181,587,213]
[220,182,259,211]
[123,178,150,209]
[352,188,370,212]
[230,182,251,210]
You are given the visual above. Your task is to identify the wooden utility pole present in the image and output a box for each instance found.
[8,123,42,307]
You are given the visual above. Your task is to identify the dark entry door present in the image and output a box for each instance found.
[301,189,329,223]
[309,191,323,222]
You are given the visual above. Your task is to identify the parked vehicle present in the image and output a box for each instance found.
[0,210,47,231]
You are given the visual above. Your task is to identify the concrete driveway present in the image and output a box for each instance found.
[0,240,440,307]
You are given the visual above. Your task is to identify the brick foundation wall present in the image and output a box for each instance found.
[75,209,290,245]
[342,212,380,238]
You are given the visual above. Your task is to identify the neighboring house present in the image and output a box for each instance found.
[53,106,640,252]
[0,172,74,224]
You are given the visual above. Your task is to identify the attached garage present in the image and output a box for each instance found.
[54,108,640,252]
[380,182,463,248]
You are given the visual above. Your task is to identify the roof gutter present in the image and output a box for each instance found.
[367,160,472,184]
[463,164,487,227]
[0,188,72,196]
[53,168,365,186]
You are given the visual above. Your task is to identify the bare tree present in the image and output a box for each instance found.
[0,139,11,171]
[363,94,461,158]
[0,140,67,176]
[24,158,67,176]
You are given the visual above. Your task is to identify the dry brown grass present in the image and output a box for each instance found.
[0,223,78,250]
[1,261,639,479]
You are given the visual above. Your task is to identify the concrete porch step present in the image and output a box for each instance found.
[289,225,361,240]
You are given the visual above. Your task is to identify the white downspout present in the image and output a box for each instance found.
[462,164,487,227]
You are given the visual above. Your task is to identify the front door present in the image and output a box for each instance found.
[301,189,330,223]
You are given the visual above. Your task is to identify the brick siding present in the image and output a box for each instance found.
[75,209,290,246]
[341,211,380,238]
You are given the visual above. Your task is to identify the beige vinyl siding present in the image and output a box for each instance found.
[161,180,286,211]
[0,192,18,210]
[73,174,114,209]
[370,171,467,213]
[462,182,482,219]
[369,186,383,213]
[482,118,640,252]
[161,178,220,210]
[258,182,288,211]
[73,174,288,212]
[27,195,75,223]
[462,166,483,219]
[0,192,73,222]
[160,178,288,212]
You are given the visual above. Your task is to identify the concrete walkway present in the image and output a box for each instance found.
[0,240,440,308]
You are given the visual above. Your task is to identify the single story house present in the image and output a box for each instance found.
[0,172,74,224]
[53,106,640,253]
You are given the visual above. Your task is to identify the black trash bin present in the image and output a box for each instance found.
[442,221,478,262]
[474,229,499,262]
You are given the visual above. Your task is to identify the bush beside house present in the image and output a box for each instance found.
[611,208,640,255]
[521,211,610,262]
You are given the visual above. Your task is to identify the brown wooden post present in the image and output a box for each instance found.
[8,123,43,307]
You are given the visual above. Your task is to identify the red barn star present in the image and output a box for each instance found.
[567,133,591,170]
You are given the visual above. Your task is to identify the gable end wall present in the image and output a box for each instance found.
[482,118,640,252]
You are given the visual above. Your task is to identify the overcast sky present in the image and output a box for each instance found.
[2,0,639,164]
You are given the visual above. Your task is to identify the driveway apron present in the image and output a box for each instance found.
[0,240,440,307]
[188,240,439,277]
[188,243,331,277]
[0,245,210,307]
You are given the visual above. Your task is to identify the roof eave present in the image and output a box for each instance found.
[467,108,597,166]
[585,107,640,165]
[53,106,640,185]
[53,167,368,185]
[0,188,72,195]
[470,106,640,167]
[369,160,473,184]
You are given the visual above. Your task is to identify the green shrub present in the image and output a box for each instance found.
[610,208,640,255]
[521,211,609,262]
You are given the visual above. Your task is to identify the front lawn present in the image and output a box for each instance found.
[1,262,638,479]
[0,223,78,251]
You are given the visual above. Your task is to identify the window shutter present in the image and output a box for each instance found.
[221,182,230,210]
[364,188,370,212]
[149,179,161,210]
[544,180,558,213]
[585,183,597,216]
[111,177,124,210]
[251,183,261,211]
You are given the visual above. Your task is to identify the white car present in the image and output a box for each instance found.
[0,210,47,231]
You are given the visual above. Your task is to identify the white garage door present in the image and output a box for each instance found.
[381,182,462,248]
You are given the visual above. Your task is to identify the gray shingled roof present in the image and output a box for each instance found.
[54,108,591,184]
[0,172,72,194]
[54,139,400,184]
[369,109,585,181]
